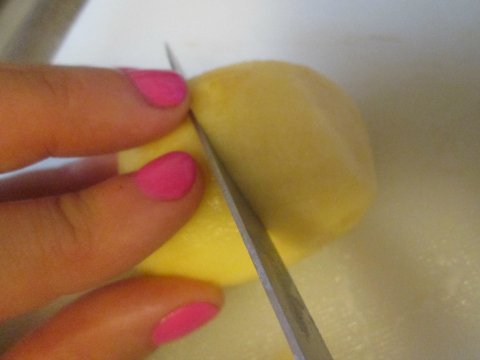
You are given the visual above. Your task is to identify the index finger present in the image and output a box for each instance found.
[0,64,189,173]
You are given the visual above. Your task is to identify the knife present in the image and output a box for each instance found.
[165,45,334,360]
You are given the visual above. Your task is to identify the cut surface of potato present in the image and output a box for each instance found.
[118,61,376,286]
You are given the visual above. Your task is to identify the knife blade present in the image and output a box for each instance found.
[165,44,333,360]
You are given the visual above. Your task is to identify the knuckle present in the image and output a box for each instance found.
[35,69,83,155]
[38,69,73,110]
[44,193,96,274]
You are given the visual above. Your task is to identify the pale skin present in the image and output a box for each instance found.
[0,64,223,359]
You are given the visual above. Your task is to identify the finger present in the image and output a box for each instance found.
[2,276,223,360]
[0,64,189,173]
[0,152,203,320]
[0,155,117,202]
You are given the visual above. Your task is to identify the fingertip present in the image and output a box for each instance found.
[2,277,223,360]
[0,65,192,172]
[134,151,198,201]
[0,152,204,319]
[121,69,188,108]
[151,301,220,346]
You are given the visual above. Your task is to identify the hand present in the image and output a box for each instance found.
[0,64,223,359]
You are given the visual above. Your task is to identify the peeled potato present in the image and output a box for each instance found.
[118,61,376,286]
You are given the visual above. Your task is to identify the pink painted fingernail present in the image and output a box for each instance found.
[122,68,187,107]
[134,152,197,201]
[152,302,219,346]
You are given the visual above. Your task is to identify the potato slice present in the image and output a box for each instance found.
[118,61,376,286]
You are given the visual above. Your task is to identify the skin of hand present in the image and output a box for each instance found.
[0,64,223,360]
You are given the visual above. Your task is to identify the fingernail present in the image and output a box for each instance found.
[122,68,187,107]
[152,302,219,346]
[134,152,197,201]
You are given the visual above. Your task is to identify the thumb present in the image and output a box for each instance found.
[2,276,223,360]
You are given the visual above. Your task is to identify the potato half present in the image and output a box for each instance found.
[118,61,376,286]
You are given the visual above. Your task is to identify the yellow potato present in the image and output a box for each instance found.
[118,61,376,286]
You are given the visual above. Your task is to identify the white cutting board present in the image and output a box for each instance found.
[2,1,480,359]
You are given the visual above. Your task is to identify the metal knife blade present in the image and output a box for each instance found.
[165,44,333,360]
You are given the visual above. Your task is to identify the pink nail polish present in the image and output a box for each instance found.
[152,302,219,346]
[134,152,197,201]
[122,69,187,107]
